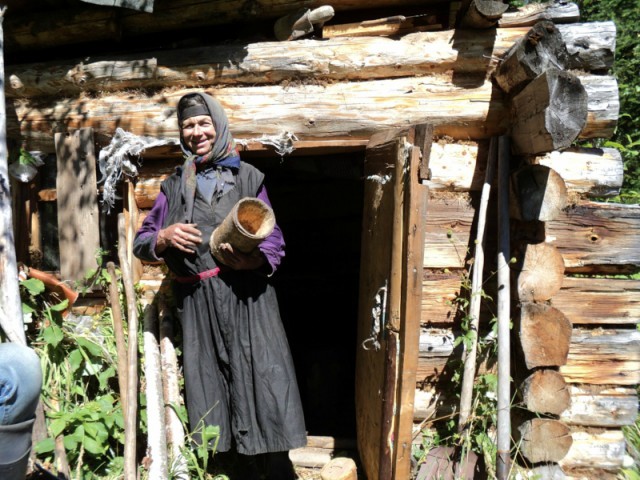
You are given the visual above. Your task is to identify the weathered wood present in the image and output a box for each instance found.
[510,69,587,155]
[142,297,169,480]
[415,385,638,428]
[560,386,638,427]
[5,23,615,99]
[552,277,640,325]
[320,457,358,480]
[322,15,440,38]
[519,369,571,416]
[515,242,565,302]
[511,164,567,222]
[460,0,509,29]
[560,429,626,469]
[426,143,622,197]
[494,20,569,95]
[498,1,580,27]
[54,128,101,282]
[425,197,640,272]
[9,74,616,154]
[559,329,640,385]
[106,262,129,419]
[516,418,573,463]
[519,303,572,369]
[3,0,437,52]
[417,327,638,385]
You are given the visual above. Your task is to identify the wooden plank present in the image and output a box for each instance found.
[498,1,580,27]
[54,128,101,282]
[5,22,615,98]
[10,74,616,154]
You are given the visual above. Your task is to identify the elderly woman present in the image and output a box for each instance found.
[133,92,306,478]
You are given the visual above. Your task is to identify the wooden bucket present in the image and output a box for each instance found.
[210,197,275,256]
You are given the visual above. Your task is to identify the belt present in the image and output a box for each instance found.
[174,267,221,284]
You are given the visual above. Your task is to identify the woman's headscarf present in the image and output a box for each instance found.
[177,92,241,222]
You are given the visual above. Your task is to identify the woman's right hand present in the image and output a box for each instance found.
[156,223,202,254]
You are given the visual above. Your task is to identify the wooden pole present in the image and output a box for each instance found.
[106,261,129,419]
[458,137,497,431]
[0,7,25,345]
[118,213,138,480]
[496,135,512,479]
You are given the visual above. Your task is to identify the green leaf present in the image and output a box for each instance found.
[68,349,84,372]
[21,278,45,295]
[76,336,104,358]
[49,299,69,312]
[83,435,105,455]
[34,437,56,454]
[49,417,67,438]
[43,324,64,348]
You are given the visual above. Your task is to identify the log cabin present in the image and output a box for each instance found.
[1,0,637,479]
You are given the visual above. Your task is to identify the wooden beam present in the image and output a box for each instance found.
[6,22,615,99]
[515,418,573,463]
[54,128,101,282]
[560,429,627,470]
[460,0,509,29]
[518,303,572,369]
[498,1,580,27]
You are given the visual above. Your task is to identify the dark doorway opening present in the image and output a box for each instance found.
[249,150,365,439]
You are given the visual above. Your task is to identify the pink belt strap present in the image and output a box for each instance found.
[174,267,221,284]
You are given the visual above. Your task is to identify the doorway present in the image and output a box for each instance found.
[248,150,365,439]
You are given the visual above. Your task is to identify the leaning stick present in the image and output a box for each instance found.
[106,261,129,419]
[118,213,139,480]
[496,136,512,479]
[458,137,497,432]
[143,295,169,480]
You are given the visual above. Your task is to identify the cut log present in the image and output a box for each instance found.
[498,2,580,27]
[320,457,358,480]
[511,164,567,222]
[425,197,640,272]
[9,74,616,154]
[560,429,626,469]
[560,386,638,427]
[5,23,615,99]
[515,243,565,302]
[516,418,573,463]
[494,20,569,95]
[3,0,434,52]
[426,142,622,197]
[459,0,509,29]
[552,277,640,325]
[519,303,572,369]
[510,69,588,155]
[519,369,571,415]
[559,329,640,385]
[54,128,101,282]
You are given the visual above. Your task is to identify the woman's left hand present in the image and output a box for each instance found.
[215,243,266,271]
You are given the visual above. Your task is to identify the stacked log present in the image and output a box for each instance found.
[416,13,637,479]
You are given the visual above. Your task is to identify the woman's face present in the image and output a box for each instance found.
[181,115,216,155]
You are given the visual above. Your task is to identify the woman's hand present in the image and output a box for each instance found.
[156,223,202,254]
[215,243,266,271]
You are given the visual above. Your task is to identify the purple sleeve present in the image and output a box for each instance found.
[257,185,285,275]
[132,192,168,262]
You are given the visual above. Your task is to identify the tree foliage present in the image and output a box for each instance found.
[578,0,640,202]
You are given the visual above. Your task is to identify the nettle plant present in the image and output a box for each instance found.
[20,262,138,479]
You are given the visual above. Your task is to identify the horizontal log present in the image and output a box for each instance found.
[459,0,508,29]
[6,22,615,99]
[417,327,640,385]
[516,418,573,463]
[511,164,568,222]
[415,385,638,428]
[519,369,571,416]
[498,2,580,27]
[425,197,640,272]
[427,143,622,197]
[560,429,626,470]
[515,243,565,302]
[518,303,572,368]
[559,329,640,385]
[560,386,639,427]
[3,0,434,52]
[551,277,640,325]
[9,76,616,153]
[420,273,640,327]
